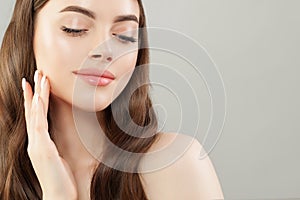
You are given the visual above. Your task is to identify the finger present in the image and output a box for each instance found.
[40,75,50,115]
[34,69,42,95]
[31,93,50,141]
[35,93,51,141]
[28,92,39,144]
[22,78,33,124]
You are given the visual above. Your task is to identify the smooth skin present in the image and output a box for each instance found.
[22,71,224,200]
[22,0,224,199]
[139,133,225,200]
[22,71,77,200]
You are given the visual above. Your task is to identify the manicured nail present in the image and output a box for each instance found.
[22,78,26,91]
[41,75,46,89]
[34,70,39,83]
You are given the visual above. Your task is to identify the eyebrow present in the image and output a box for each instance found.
[59,5,139,24]
[113,15,139,24]
[60,6,96,19]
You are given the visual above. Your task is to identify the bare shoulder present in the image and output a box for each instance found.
[139,132,224,200]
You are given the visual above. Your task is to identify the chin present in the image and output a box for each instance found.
[70,101,109,113]
[70,96,112,112]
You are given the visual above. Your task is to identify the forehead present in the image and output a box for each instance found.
[42,0,140,20]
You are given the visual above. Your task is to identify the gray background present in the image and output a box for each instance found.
[1,0,299,199]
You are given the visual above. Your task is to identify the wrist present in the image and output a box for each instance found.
[43,195,77,200]
[43,192,77,200]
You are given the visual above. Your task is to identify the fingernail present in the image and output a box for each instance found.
[41,75,46,89]
[34,93,39,105]
[34,70,39,83]
[22,78,26,91]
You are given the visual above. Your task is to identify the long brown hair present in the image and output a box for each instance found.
[0,0,159,199]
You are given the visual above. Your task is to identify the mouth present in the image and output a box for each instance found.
[72,68,115,86]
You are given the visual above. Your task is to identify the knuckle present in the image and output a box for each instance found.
[27,145,36,157]
[41,144,57,159]
[24,113,30,122]
[34,124,44,133]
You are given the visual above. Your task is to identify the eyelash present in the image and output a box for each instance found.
[61,26,137,43]
[112,33,137,43]
[61,26,87,37]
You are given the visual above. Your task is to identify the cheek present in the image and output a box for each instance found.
[33,22,90,101]
[115,50,138,77]
[92,50,138,111]
[33,24,88,76]
[113,50,138,93]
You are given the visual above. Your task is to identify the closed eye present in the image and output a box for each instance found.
[61,26,137,43]
[113,33,137,43]
[61,26,88,37]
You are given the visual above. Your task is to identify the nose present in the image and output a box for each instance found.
[90,51,113,62]
[88,41,113,63]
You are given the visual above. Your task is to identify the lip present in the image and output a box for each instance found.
[72,68,115,86]
[72,68,116,79]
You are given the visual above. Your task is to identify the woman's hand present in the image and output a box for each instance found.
[22,70,77,200]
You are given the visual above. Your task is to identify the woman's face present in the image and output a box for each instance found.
[33,0,140,111]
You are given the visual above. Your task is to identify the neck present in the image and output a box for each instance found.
[48,94,103,170]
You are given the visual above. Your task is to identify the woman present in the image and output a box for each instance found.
[0,0,224,199]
